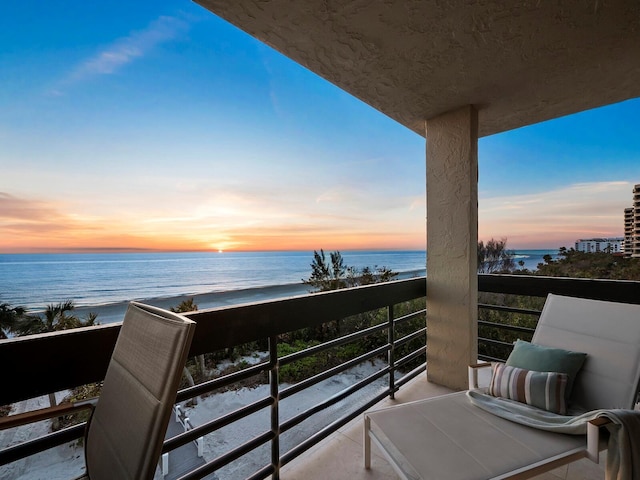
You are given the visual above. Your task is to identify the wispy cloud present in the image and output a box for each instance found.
[479,181,632,248]
[51,15,189,94]
[0,192,216,252]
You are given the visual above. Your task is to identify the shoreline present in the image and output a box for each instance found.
[72,269,426,324]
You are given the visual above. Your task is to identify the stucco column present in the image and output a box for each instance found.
[425,105,478,390]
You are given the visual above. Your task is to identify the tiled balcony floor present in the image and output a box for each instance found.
[280,373,605,480]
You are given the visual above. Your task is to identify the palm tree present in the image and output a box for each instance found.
[0,303,26,339]
[13,300,96,336]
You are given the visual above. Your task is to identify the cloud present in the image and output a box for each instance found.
[0,192,64,223]
[52,15,189,93]
[479,181,632,248]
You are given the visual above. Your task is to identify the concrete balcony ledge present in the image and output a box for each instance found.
[280,374,605,480]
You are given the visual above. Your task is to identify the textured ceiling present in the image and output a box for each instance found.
[196,0,640,137]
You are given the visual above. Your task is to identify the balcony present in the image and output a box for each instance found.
[2,274,638,479]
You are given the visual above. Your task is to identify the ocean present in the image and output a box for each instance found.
[0,249,558,318]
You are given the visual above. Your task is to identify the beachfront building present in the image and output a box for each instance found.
[575,238,624,254]
[625,207,634,257]
[633,185,640,258]
[622,184,640,258]
[3,3,640,480]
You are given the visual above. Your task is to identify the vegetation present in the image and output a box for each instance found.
[477,238,515,273]
[11,300,97,336]
[0,303,26,339]
[303,249,397,292]
[292,249,425,379]
[477,242,640,360]
[535,247,640,280]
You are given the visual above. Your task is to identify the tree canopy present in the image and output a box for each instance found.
[534,247,640,280]
[303,249,398,292]
[2,300,98,338]
[477,238,516,273]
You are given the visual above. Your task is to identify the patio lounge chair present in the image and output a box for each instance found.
[0,302,196,480]
[364,294,640,480]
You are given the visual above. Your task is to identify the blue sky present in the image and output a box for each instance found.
[1,1,639,252]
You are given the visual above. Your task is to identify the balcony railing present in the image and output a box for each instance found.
[0,278,426,480]
[478,274,640,361]
[1,275,640,479]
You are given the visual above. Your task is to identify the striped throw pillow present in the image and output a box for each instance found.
[488,363,568,414]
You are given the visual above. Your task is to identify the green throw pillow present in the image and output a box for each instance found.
[489,363,568,414]
[505,339,587,400]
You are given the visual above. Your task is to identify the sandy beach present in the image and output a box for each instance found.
[72,270,425,324]
[71,282,312,324]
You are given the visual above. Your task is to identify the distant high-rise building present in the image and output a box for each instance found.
[625,207,634,257]
[622,184,640,258]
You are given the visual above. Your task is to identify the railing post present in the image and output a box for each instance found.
[388,305,395,399]
[269,335,280,479]
[197,437,204,458]
[162,452,169,477]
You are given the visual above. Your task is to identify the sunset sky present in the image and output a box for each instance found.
[2,1,639,253]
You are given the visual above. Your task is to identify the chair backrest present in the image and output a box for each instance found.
[533,294,640,411]
[85,302,196,480]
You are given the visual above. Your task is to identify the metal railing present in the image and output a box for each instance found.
[2,274,640,479]
[477,274,640,362]
[0,277,427,479]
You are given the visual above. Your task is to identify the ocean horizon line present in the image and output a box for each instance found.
[0,249,559,320]
[0,246,563,256]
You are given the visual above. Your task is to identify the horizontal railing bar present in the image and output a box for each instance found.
[394,327,426,348]
[280,344,390,400]
[176,361,269,402]
[280,366,390,434]
[177,430,275,480]
[478,353,504,363]
[395,346,426,369]
[479,274,640,304]
[163,396,273,452]
[393,308,426,325]
[479,337,517,347]
[478,303,542,316]
[0,423,85,466]
[395,362,427,388]
[478,320,535,335]
[280,385,391,467]
[245,463,275,480]
[278,322,389,366]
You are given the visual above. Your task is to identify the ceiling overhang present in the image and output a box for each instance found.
[196,1,640,137]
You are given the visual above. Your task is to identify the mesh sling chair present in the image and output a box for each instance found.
[0,302,196,480]
[364,294,640,480]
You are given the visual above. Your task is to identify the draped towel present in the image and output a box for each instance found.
[467,390,640,480]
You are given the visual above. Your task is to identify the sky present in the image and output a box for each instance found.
[1,1,639,254]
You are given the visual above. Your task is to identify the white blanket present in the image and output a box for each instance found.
[467,390,640,480]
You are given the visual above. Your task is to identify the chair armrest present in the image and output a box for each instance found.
[0,398,97,430]
[468,362,492,389]
[587,417,611,463]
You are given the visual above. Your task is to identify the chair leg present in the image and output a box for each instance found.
[364,415,371,469]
